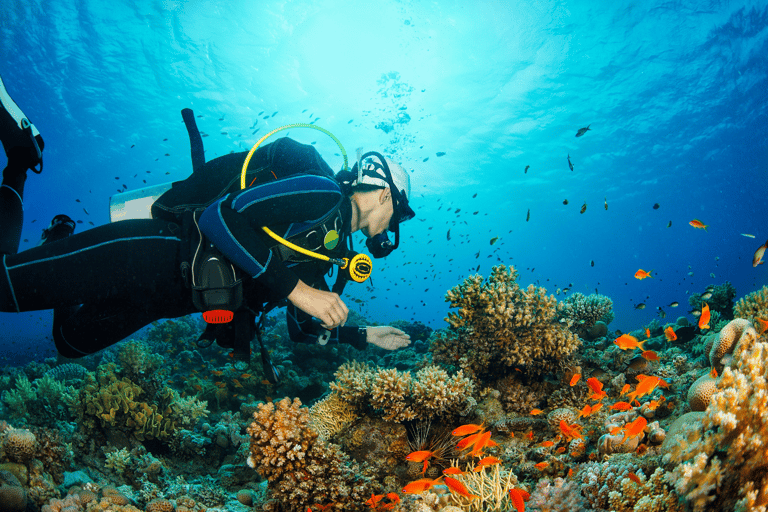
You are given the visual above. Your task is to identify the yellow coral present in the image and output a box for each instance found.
[734,286,768,324]
[309,393,358,440]
[666,320,768,511]
[433,265,580,382]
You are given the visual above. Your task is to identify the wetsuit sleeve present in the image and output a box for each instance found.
[198,175,343,301]
[286,302,368,350]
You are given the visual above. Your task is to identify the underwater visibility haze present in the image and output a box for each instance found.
[0,1,767,511]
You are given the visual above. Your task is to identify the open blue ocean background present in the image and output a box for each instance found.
[1,0,765,365]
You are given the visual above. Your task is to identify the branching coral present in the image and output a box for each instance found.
[431,265,581,382]
[329,362,474,422]
[309,392,358,441]
[733,285,768,324]
[246,397,372,511]
[666,321,768,511]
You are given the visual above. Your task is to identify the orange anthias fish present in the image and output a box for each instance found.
[444,477,479,500]
[634,269,653,280]
[452,423,485,437]
[610,401,633,411]
[689,219,708,231]
[507,488,531,512]
[456,432,485,450]
[474,456,501,472]
[577,404,593,419]
[468,430,493,457]
[641,350,659,361]
[443,466,464,475]
[645,328,651,338]
[570,373,581,387]
[755,318,768,335]
[627,375,662,403]
[699,302,711,330]
[614,334,645,351]
[664,326,677,341]
[534,462,549,470]
[530,408,545,415]
[620,416,648,444]
[754,239,768,267]
[405,450,434,463]
[559,420,584,441]
[402,477,443,494]
[620,384,631,396]
[586,377,607,400]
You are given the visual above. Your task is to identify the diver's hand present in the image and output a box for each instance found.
[287,280,349,329]
[366,326,411,350]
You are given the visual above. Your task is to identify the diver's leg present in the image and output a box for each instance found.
[0,74,45,255]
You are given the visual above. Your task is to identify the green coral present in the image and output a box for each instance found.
[69,363,208,442]
[2,374,75,424]
[431,265,581,382]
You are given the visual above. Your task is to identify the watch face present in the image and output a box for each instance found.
[324,230,340,250]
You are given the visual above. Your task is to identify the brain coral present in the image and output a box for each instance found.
[246,397,372,510]
[1,428,37,463]
[431,265,581,382]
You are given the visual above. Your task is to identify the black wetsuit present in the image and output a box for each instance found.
[0,138,367,357]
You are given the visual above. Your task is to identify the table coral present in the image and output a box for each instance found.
[246,397,373,511]
[432,265,581,382]
[666,321,768,511]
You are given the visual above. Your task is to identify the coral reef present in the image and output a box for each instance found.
[733,285,768,324]
[665,321,768,511]
[68,364,208,443]
[431,265,581,382]
[246,397,372,511]
[689,282,736,318]
[308,392,358,440]
[560,292,615,338]
[329,362,474,422]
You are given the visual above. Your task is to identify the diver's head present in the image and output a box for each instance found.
[340,151,415,258]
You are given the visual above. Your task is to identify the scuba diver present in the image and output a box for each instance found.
[0,74,413,376]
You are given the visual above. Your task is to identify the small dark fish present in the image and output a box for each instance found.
[490,236,499,245]
[667,221,672,228]
[476,264,481,271]
[563,199,569,205]
[657,307,666,319]
[700,292,713,300]
[590,260,595,267]
[580,202,587,214]
[423,157,429,162]
[130,144,135,148]
[575,125,591,137]
[436,151,446,157]
[164,153,170,156]
[472,193,477,198]
[653,203,660,209]
[272,112,278,117]
[163,138,168,141]
[526,209,530,222]
[76,199,81,202]
[567,154,574,171]
[446,229,451,241]
[634,303,646,310]
[604,197,608,210]
[668,301,679,307]
[524,165,530,173]
[83,208,89,215]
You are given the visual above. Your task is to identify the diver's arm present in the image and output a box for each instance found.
[286,301,367,349]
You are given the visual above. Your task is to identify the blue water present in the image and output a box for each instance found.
[1,0,766,364]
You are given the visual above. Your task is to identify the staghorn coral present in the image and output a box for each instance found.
[431,265,581,382]
[560,292,614,337]
[329,362,474,422]
[666,322,768,511]
[246,397,372,511]
[443,462,522,511]
[733,285,768,324]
